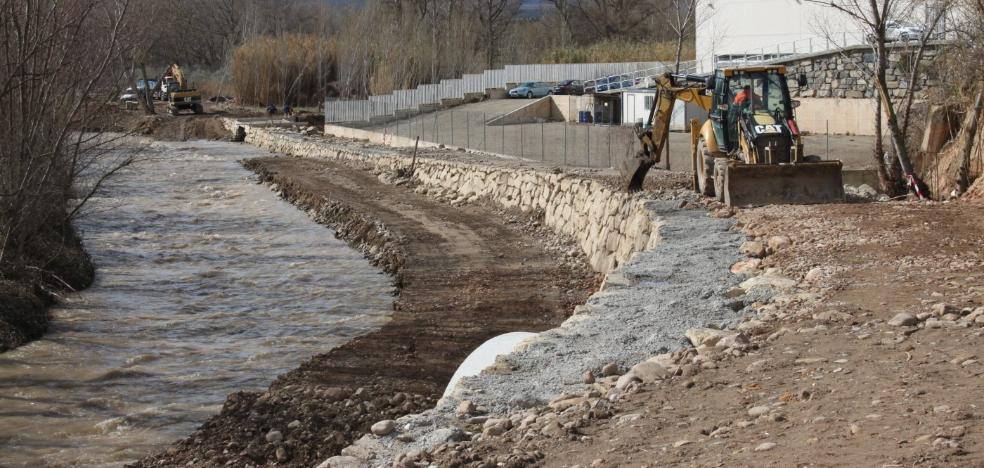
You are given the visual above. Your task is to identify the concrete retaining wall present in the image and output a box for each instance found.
[795,97,886,135]
[226,119,662,274]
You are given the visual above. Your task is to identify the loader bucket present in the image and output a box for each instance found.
[722,161,845,207]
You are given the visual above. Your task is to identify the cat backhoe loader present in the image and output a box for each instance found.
[620,66,844,206]
[161,63,203,116]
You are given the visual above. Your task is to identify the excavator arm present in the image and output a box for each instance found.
[621,73,712,192]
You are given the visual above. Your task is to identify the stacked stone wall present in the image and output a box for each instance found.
[774,41,945,99]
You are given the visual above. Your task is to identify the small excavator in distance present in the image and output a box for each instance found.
[160,63,203,116]
[620,65,844,206]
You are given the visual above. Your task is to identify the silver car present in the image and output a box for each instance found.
[509,81,553,99]
[867,20,925,42]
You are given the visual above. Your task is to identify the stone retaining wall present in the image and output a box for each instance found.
[775,41,945,100]
[225,119,661,274]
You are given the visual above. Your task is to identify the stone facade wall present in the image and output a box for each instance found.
[225,120,662,274]
[776,41,945,100]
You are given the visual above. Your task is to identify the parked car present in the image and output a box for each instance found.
[552,79,584,95]
[509,81,553,98]
[120,79,159,102]
[867,20,925,42]
[119,87,138,102]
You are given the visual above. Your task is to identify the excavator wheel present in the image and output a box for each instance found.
[694,138,716,197]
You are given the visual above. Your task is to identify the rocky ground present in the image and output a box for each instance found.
[133,155,598,467]
[393,200,984,467]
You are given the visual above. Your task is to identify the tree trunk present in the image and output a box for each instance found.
[873,96,890,191]
[958,90,984,192]
[139,63,156,115]
[873,36,916,196]
[674,34,684,74]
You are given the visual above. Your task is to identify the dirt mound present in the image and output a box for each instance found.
[129,115,230,141]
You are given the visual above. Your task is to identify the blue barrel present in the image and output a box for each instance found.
[594,111,603,123]
[578,111,588,123]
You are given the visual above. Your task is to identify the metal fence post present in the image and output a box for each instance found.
[826,120,830,160]
[586,123,591,167]
[451,110,455,146]
[467,112,471,148]
[521,123,524,159]
[483,112,487,151]
[564,120,568,166]
[607,124,612,168]
[435,112,439,143]
[501,115,505,154]
[541,121,545,161]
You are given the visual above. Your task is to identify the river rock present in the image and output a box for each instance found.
[370,420,395,436]
[614,372,641,390]
[265,429,283,443]
[685,328,728,347]
[767,236,790,251]
[583,371,595,384]
[737,319,771,336]
[755,442,777,451]
[888,312,918,327]
[482,418,512,436]
[931,303,958,317]
[456,400,476,417]
[739,241,766,258]
[318,455,363,468]
[748,405,770,417]
[628,361,671,383]
[740,274,797,291]
[601,362,620,376]
[731,258,762,275]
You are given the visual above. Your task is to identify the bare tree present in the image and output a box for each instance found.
[0,0,135,273]
[471,0,523,69]
[659,0,710,73]
[808,0,949,196]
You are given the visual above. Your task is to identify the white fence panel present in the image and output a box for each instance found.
[326,61,667,122]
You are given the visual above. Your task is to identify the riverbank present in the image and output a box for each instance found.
[0,223,94,352]
[133,143,599,466]
[131,118,758,467]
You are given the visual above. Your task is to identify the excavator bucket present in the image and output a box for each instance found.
[722,160,845,206]
[619,151,654,192]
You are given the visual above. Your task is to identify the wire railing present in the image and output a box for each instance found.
[583,60,699,94]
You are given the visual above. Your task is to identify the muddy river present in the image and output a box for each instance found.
[0,140,393,466]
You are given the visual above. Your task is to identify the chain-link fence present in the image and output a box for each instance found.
[372,109,639,169]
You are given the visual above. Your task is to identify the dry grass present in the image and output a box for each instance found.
[540,39,695,65]
[231,34,336,107]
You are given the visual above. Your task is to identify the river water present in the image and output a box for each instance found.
[0,140,393,467]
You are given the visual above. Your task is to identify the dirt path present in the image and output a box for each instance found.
[422,200,984,467]
[133,156,595,467]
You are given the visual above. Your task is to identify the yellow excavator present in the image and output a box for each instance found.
[621,65,844,206]
[160,63,203,116]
